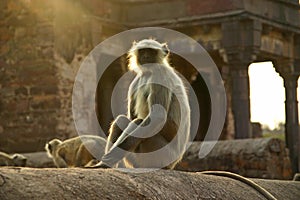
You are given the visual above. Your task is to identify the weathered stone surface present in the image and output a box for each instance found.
[176,138,293,180]
[0,168,299,200]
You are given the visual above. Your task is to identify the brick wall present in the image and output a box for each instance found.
[0,0,93,153]
[0,0,57,153]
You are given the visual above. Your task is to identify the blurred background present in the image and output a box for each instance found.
[0,0,299,178]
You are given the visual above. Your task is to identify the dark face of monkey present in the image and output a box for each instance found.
[137,48,160,65]
[47,143,53,154]
[12,155,27,167]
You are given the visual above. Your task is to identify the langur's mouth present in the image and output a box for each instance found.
[138,59,158,65]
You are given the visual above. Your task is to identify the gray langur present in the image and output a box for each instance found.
[0,152,27,167]
[293,173,300,181]
[45,135,106,168]
[93,39,190,169]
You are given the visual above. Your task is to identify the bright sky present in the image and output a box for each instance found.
[249,62,300,130]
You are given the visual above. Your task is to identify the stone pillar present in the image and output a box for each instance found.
[221,19,261,139]
[276,60,300,173]
[230,63,252,139]
[283,75,299,173]
[217,59,235,140]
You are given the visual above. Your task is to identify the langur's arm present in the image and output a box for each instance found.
[101,85,171,166]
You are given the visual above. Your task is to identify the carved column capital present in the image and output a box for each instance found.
[221,19,261,67]
[227,51,257,68]
[220,48,259,70]
[274,59,300,80]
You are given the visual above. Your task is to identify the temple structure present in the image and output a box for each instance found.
[88,0,300,172]
[0,0,299,172]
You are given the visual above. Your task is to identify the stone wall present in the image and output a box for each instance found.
[176,138,292,180]
[0,0,94,153]
[0,0,57,153]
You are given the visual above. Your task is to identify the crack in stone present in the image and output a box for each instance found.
[0,174,6,187]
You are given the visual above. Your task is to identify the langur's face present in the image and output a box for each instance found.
[12,155,27,167]
[137,48,160,65]
[127,39,170,72]
[47,143,53,154]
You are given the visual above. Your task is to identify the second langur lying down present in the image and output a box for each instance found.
[45,135,106,168]
[0,152,27,167]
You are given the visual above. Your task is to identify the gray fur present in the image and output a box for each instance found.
[98,39,190,169]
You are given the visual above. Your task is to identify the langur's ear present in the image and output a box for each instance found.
[162,43,170,56]
[129,40,137,54]
[132,40,137,46]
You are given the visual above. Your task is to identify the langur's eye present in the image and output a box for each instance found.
[48,144,52,151]
[138,48,158,56]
